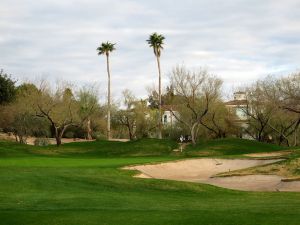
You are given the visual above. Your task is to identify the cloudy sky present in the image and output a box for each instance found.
[1,0,300,99]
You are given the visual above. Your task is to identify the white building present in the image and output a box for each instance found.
[161,105,179,126]
[225,91,248,121]
[225,91,253,139]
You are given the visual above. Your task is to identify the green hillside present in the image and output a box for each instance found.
[185,138,287,156]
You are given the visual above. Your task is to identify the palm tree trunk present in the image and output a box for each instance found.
[156,55,162,139]
[106,54,111,140]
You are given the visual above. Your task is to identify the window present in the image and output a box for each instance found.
[164,115,168,124]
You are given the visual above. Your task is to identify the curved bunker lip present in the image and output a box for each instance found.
[124,158,300,192]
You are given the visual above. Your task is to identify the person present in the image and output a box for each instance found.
[179,135,184,152]
[179,135,184,143]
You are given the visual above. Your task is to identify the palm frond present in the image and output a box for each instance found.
[147,32,165,57]
[96,42,116,55]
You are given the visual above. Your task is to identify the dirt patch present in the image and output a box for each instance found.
[26,137,95,145]
[0,133,95,145]
[124,158,300,192]
[110,139,130,142]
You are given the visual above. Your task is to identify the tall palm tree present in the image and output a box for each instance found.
[147,33,165,139]
[97,42,116,140]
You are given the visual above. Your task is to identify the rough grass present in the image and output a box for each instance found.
[0,139,300,225]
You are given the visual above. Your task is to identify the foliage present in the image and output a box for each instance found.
[97,42,116,56]
[0,70,16,105]
[169,65,223,144]
[146,32,165,57]
[77,86,100,139]
[34,137,50,146]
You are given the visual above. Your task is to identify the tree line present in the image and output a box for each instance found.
[0,67,299,147]
[0,31,299,146]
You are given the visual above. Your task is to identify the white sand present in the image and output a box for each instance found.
[245,152,291,158]
[125,158,300,192]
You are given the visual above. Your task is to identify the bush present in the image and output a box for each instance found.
[92,132,107,141]
[163,126,186,141]
[34,138,50,146]
[64,131,75,139]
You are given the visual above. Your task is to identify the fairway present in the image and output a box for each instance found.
[0,139,300,225]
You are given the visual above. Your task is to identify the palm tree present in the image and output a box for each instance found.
[147,33,165,139]
[97,42,116,140]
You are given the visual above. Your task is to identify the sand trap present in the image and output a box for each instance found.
[125,158,300,192]
[245,151,291,158]
[207,175,300,192]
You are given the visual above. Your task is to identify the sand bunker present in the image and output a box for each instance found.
[245,151,291,158]
[125,158,300,192]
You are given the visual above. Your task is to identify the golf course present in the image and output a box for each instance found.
[0,138,300,225]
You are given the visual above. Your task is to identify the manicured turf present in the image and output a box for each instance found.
[0,139,299,225]
[185,138,287,156]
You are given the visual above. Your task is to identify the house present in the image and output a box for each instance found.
[225,91,248,121]
[225,91,252,138]
[161,105,179,126]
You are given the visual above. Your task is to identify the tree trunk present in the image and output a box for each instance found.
[191,122,198,145]
[54,126,62,147]
[128,126,133,140]
[156,55,162,139]
[294,129,298,146]
[86,117,92,140]
[54,125,68,147]
[106,54,111,140]
[55,135,62,147]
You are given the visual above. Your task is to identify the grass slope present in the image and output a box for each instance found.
[0,138,178,157]
[185,138,287,156]
[0,139,299,225]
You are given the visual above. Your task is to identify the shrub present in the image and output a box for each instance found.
[92,132,107,141]
[34,138,50,146]
[64,131,75,139]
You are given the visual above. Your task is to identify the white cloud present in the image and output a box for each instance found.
[0,0,299,100]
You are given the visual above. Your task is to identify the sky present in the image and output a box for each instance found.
[1,0,300,100]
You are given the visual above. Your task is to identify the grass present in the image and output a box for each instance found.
[217,148,300,178]
[0,138,178,157]
[0,138,300,225]
[185,138,287,157]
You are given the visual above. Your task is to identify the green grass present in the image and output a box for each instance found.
[0,138,299,225]
[185,138,287,157]
[0,138,178,158]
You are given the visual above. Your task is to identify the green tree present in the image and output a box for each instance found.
[0,83,50,144]
[97,42,116,140]
[147,33,165,139]
[77,86,100,140]
[0,70,16,105]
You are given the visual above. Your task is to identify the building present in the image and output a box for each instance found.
[225,91,252,138]
[161,105,179,126]
[225,91,248,121]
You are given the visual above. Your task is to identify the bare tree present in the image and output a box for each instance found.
[259,75,300,146]
[33,83,80,146]
[114,89,155,140]
[242,81,275,142]
[277,73,300,114]
[169,66,222,145]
